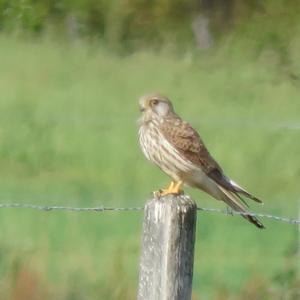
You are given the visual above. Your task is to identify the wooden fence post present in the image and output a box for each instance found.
[137,194,197,300]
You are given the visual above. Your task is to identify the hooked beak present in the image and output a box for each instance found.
[140,106,145,112]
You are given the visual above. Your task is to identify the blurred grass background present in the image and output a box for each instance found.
[0,1,300,299]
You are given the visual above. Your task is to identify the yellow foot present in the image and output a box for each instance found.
[159,181,184,196]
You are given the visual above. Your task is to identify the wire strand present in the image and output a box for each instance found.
[0,202,299,225]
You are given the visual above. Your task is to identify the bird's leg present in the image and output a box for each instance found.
[159,181,183,196]
[153,182,174,198]
[159,181,175,196]
[173,181,183,194]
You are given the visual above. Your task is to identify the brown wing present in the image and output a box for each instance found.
[160,116,222,174]
[160,116,263,204]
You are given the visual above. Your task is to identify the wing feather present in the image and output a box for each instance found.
[160,116,221,174]
[160,116,263,204]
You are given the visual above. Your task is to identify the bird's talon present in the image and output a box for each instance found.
[158,181,184,197]
[153,190,161,199]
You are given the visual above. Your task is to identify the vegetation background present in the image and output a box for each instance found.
[0,0,299,299]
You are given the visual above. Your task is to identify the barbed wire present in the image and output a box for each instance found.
[0,203,143,212]
[196,207,300,225]
[0,202,299,225]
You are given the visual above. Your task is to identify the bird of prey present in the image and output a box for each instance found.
[138,93,264,229]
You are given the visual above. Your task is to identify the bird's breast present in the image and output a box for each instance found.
[138,123,198,180]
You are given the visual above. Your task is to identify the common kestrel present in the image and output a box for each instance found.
[138,93,264,228]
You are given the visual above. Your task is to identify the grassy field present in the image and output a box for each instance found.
[0,34,299,299]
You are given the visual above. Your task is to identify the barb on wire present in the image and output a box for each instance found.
[0,202,299,225]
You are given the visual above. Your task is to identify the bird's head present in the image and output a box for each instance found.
[139,93,174,122]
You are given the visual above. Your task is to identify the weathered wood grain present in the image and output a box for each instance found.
[137,194,197,300]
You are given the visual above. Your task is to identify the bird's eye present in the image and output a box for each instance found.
[151,99,159,105]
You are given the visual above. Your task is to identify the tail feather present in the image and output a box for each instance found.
[207,169,263,204]
[217,184,265,229]
[229,179,263,204]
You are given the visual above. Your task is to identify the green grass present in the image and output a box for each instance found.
[0,35,299,299]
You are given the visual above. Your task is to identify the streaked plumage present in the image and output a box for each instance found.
[138,93,265,229]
